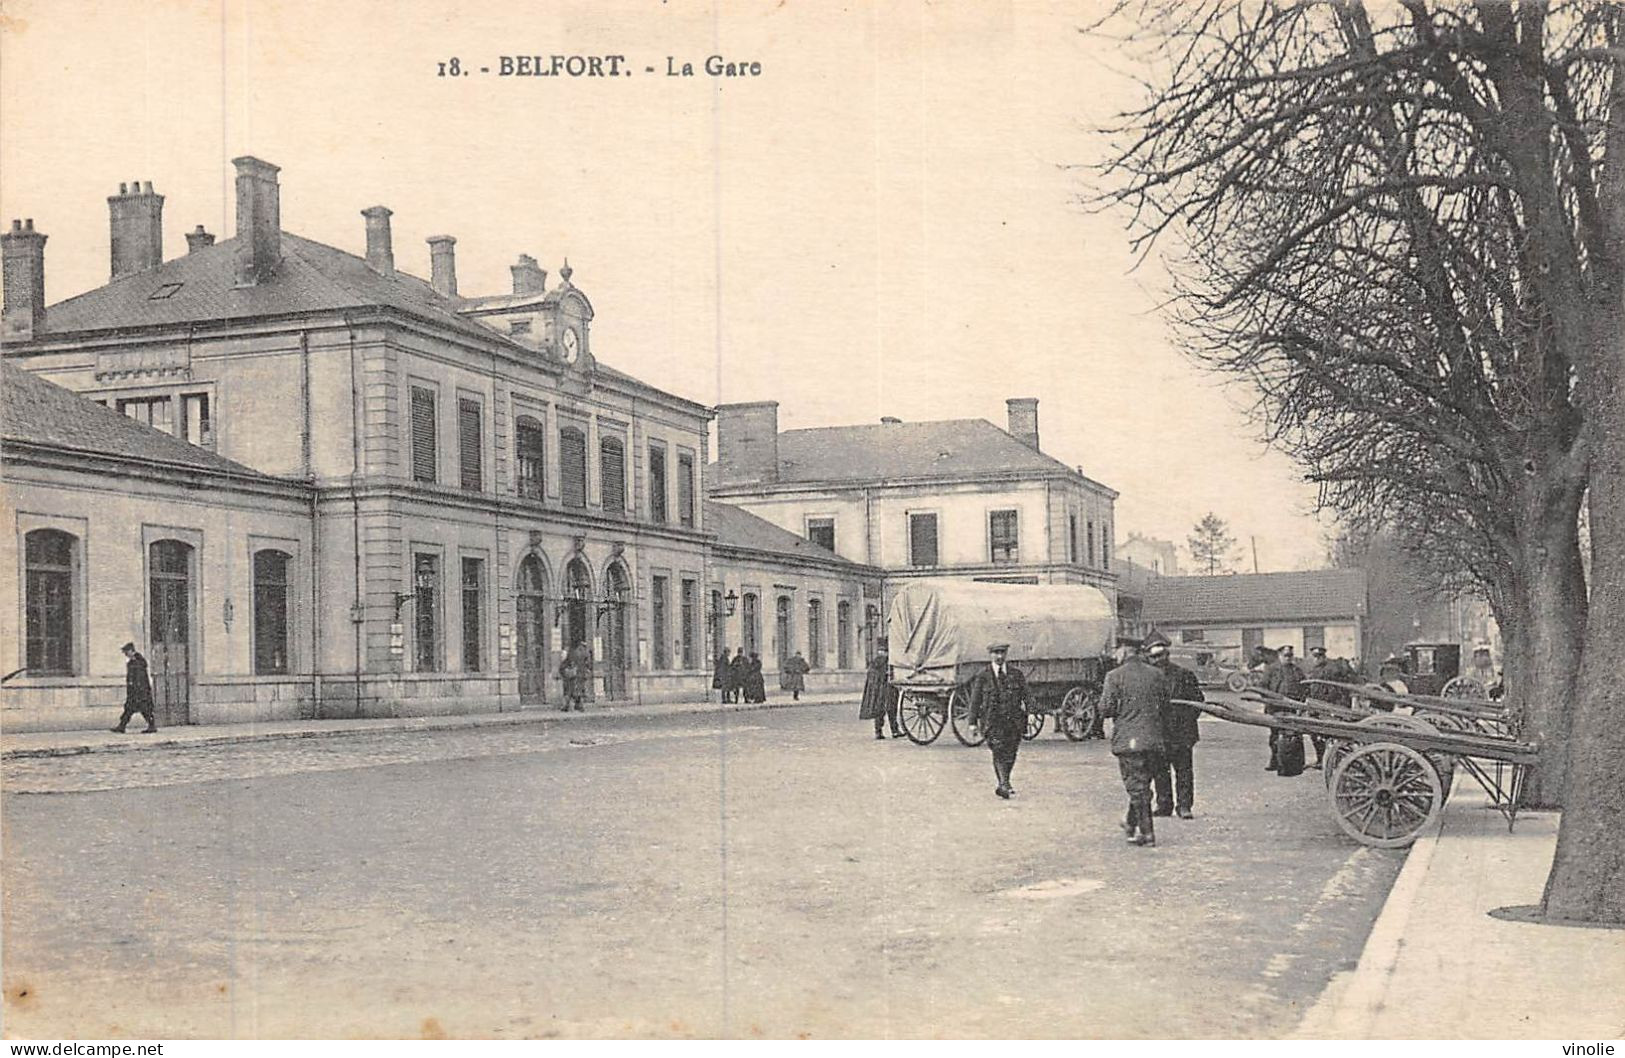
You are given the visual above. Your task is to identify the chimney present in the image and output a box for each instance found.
[1006,397,1040,450]
[362,206,394,276]
[1,219,48,341]
[108,180,165,279]
[185,225,216,253]
[511,253,547,295]
[232,156,281,287]
[716,401,780,485]
[427,235,457,298]
[880,416,902,425]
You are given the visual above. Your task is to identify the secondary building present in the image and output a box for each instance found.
[1139,569,1369,667]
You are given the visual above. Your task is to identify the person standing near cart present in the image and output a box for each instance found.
[1100,636,1169,846]
[859,638,902,739]
[967,643,1033,799]
[1148,634,1202,819]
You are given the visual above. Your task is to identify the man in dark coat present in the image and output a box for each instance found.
[744,653,767,703]
[111,642,158,734]
[1263,644,1307,770]
[1304,646,1343,767]
[966,643,1034,799]
[728,647,748,703]
[859,639,902,739]
[558,642,591,712]
[1100,638,1168,845]
[714,651,733,701]
[1148,636,1202,818]
[784,651,810,700]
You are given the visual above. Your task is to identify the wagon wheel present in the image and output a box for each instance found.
[1441,676,1488,700]
[1225,671,1250,693]
[1060,685,1098,742]
[1354,712,1455,797]
[1024,709,1046,741]
[1329,742,1443,848]
[897,692,946,745]
[949,687,985,747]
[1321,738,1355,788]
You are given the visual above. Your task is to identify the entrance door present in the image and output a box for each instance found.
[564,558,594,702]
[515,556,548,705]
[602,563,630,698]
[148,540,192,726]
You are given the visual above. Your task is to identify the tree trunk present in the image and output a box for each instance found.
[1507,477,1588,808]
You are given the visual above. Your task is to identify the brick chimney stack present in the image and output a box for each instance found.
[1,219,48,341]
[232,156,282,287]
[511,253,547,295]
[362,206,395,276]
[1006,397,1040,450]
[427,235,457,298]
[185,225,215,253]
[108,180,165,280]
[716,401,780,486]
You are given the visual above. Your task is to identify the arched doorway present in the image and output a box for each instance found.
[563,557,594,701]
[515,554,548,705]
[148,539,193,726]
[602,562,631,698]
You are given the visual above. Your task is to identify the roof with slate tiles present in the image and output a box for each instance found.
[1140,570,1368,624]
[706,501,879,574]
[1,360,289,483]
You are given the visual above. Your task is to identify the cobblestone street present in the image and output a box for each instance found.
[3,702,1403,1039]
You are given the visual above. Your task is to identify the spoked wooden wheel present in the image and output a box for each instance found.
[897,692,946,745]
[1441,676,1488,700]
[1322,738,1354,787]
[1024,709,1046,740]
[1060,685,1097,742]
[1329,742,1443,848]
[949,687,984,747]
[1353,713,1455,799]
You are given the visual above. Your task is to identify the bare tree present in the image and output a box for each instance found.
[1094,1,1622,921]
[1187,512,1238,575]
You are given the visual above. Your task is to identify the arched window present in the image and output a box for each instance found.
[807,598,823,669]
[836,600,852,669]
[253,549,291,674]
[24,529,76,675]
[560,425,587,508]
[516,415,546,500]
[742,592,759,655]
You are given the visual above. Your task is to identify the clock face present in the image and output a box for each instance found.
[561,326,581,365]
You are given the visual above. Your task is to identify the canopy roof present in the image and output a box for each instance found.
[888,579,1116,681]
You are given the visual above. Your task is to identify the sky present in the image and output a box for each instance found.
[0,0,1335,572]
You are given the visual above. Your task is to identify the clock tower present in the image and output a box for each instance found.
[547,259,594,374]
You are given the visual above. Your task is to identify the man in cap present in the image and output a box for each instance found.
[1146,632,1202,818]
[1304,645,1340,767]
[110,642,158,734]
[1263,644,1308,770]
[859,638,902,739]
[966,643,1034,799]
[1099,633,1170,845]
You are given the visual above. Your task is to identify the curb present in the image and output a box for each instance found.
[1,695,841,761]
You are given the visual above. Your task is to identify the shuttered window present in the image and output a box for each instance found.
[411,386,437,483]
[648,445,668,523]
[1087,519,1097,566]
[989,509,1019,564]
[909,513,938,567]
[458,398,483,492]
[677,452,695,527]
[600,436,626,515]
[808,599,823,668]
[516,415,545,500]
[560,426,587,508]
[652,575,670,669]
[680,578,698,669]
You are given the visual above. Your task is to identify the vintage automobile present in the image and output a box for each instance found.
[1378,642,1487,699]
[1166,645,1248,692]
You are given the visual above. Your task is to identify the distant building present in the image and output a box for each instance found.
[1117,533,1180,575]
[709,399,1119,608]
[1140,569,1369,666]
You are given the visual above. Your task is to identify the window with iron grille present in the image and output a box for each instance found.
[807,598,823,668]
[681,578,698,669]
[677,452,696,527]
[648,445,668,523]
[909,512,939,567]
[652,575,670,669]
[560,426,587,508]
[411,386,437,484]
[807,517,835,552]
[989,510,1019,564]
[462,557,484,672]
[24,529,75,675]
[837,601,851,669]
[414,553,440,671]
[253,549,291,675]
[458,398,483,492]
[516,415,545,500]
[600,436,626,515]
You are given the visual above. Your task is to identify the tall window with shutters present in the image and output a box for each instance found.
[559,426,587,508]
[648,445,668,523]
[410,386,437,484]
[837,601,851,669]
[677,452,696,527]
[516,415,545,500]
[600,436,626,515]
[458,398,483,492]
[1087,519,1097,566]
[807,598,823,668]
[909,512,939,567]
[651,575,670,669]
[462,557,484,672]
[680,578,698,669]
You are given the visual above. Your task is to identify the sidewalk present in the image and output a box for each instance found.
[0,690,855,760]
[1295,785,1625,1039]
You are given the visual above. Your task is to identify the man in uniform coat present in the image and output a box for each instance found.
[784,650,810,701]
[1100,637,1169,845]
[1148,634,1202,818]
[728,647,748,703]
[110,642,158,734]
[966,643,1033,799]
[1263,644,1307,770]
[859,638,902,739]
[1304,646,1344,766]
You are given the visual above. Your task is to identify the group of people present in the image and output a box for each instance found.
[712,647,769,704]
[1257,643,1359,772]
[1098,632,1204,847]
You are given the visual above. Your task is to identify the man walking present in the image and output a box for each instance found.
[110,642,158,734]
[1148,634,1202,819]
[859,638,902,739]
[784,650,810,701]
[967,643,1033,799]
[1100,635,1169,846]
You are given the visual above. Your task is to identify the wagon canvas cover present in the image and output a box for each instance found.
[888,580,1116,682]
